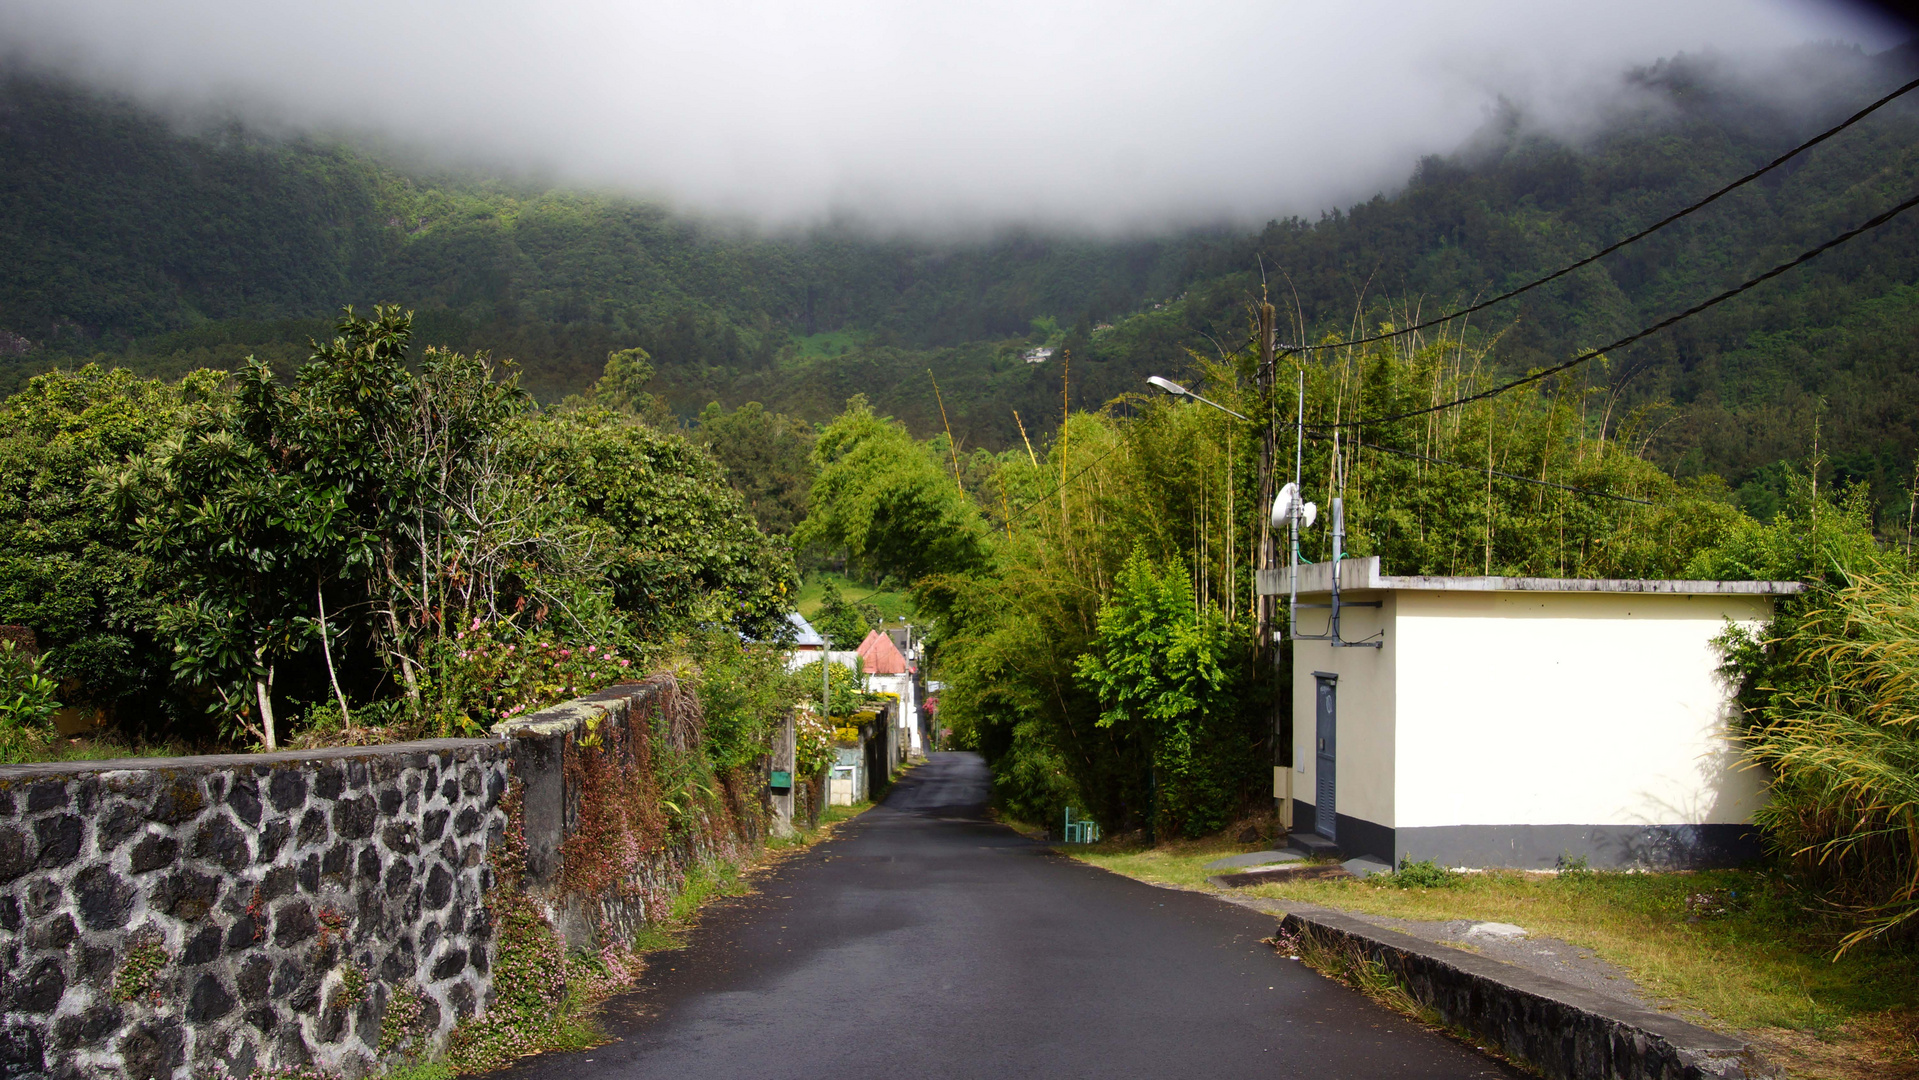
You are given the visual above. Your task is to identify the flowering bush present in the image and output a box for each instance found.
[420,616,642,736]
[796,707,837,776]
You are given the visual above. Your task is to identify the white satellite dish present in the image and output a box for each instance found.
[1271,483,1318,529]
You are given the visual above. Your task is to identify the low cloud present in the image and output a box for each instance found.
[0,0,1905,233]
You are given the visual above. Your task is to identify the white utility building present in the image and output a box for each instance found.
[1261,557,1800,870]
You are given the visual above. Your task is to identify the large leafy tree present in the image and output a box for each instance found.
[1075,551,1261,839]
[795,395,989,583]
[517,407,797,640]
[0,366,215,728]
[110,308,597,745]
[696,401,817,535]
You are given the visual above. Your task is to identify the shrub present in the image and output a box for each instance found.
[0,639,60,761]
[1382,857,1459,889]
[1732,568,1919,951]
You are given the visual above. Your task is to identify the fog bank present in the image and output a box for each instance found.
[0,0,1905,233]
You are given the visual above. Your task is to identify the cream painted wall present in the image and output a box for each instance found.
[1392,590,1771,829]
[1291,591,1397,830]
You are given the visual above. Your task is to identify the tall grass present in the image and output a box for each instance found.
[1744,570,1919,952]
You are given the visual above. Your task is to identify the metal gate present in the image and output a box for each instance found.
[1314,672,1337,840]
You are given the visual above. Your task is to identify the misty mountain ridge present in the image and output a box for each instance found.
[3,40,1919,521]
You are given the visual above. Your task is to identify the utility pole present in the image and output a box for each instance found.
[1255,297,1278,657]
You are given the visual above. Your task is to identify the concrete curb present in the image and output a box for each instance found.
[1273,903,1777,1080]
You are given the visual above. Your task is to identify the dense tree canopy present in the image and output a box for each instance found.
[0,309,800,753]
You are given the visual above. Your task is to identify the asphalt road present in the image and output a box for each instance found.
[490,752,1516,1080]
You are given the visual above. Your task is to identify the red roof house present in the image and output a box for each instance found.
[856,629,909,675]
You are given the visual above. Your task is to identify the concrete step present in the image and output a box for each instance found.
[1202,849,1305,872]
[1282,831,1342,859]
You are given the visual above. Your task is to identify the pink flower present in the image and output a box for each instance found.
[470,616,483,631]
[618,659,630,668]
[587,645,598,655]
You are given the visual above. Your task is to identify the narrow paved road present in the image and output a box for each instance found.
[494,752,1515,1080]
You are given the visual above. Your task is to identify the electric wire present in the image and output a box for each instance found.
[1321,437,1653,505]
[1275,74,1919,353]
[1003,457,1104,526]
[1309,188,1919,430]
[1003,182,1919,521]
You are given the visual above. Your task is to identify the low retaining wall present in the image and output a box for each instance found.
[494,680,760,952]
[0,679,762,1080]
[1276,904,1774,1080]
[0,740,507,1080]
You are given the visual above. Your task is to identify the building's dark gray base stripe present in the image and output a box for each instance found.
[1274,903,1772,1080]
[1396,822,1763,870]
[1291,801,1762,869]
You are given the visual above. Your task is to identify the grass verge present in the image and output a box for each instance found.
[1269,921,1537,1075]
[1067,838,1919,1080]
[418,800,874,1078]
[6,733,202,764]
[631,801,874,956]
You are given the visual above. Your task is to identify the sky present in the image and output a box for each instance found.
[0,0,1907,234]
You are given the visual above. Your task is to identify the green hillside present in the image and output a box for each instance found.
[6,42,1919,521]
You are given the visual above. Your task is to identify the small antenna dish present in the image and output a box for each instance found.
[1146,376,1188,398]
[1271,483,1318,529]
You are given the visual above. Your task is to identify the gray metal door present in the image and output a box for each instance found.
[1314,673,1337,839]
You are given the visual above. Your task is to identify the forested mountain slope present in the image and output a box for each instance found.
[0,69,1194,395]
[5,41,1919,519]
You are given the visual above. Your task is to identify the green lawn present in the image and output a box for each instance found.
[789,329,869,359]
[1067,838,1919,1080]
[794,571,916,626]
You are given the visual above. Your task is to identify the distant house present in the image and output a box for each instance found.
[857,628,928,756]
[786,611,824,653]
[782,612,860,674]
[1022,347,1055,364]
[1258,556,1802,870]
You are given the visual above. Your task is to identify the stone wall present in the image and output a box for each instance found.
[0,741,508,1080]
[495,680,760,953]
[0,680,763,1080]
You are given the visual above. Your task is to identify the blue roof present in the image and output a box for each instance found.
[787,611,825,648]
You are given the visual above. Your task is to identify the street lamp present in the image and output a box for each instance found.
[1145,375,1248,420]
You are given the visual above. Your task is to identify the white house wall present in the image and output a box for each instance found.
[1289,590,1396,860]
[1390,590,1770,868]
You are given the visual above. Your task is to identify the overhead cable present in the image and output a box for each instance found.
[1311,189,1919,430]
[1326,438,1654,505]
[1279,74,1919,353]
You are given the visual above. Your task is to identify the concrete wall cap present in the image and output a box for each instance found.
[0,736,495,781]
[1258,556,1804,598]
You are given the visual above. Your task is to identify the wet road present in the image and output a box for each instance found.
[492,752,1513,1080]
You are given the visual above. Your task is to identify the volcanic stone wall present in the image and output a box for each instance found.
[0,739,509,1080]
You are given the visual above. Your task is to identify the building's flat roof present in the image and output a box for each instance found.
[1257,556,1803,597]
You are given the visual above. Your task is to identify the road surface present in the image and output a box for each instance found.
[490,752,1514,1080]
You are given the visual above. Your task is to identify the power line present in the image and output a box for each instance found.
[1279,74,1919,354]
[1311,189,1919,430]
[1325,438,1653,505]
[1003,457,1103,526]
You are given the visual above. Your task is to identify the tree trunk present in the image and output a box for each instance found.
[254,663,277,751]
[317,579,351,726]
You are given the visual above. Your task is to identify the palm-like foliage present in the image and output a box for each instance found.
[1744,570,1919,951]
